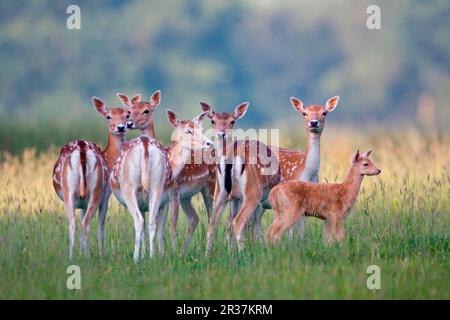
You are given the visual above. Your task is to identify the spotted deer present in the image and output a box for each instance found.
[267,150,381,244]
[110,108,213,262]
[117,91,215,248]
[254,96,340,239]
[52,98,128,259]
[200,101,250,243]
[201,102,280,254]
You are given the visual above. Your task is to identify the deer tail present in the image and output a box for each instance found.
[78,148,88,198]
[141,141,151,193]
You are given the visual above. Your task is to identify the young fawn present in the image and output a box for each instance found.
[267,150,381,244]
[117,91,215,247]
[52,98,128,259]
[255,96,339,239]
[110,108,213,262]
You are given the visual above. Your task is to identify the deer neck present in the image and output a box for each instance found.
[342,165,364,210]
[300,131,321,182]
[216,136,233,161]
[167,141,190,179]
[141,118,156,139]
[103,133,125,171]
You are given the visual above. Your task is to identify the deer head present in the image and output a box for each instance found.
[92,97,128,136]
[200,101,249,141]
[116,90,161,131]
[166,109,214,152]
[290,96,339,134]
[352,150,381,176]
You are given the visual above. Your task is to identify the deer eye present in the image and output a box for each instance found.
[302,112,307,116]
[230,120,235,126]
[185,129,193,135]
[143,109,150,115]
[363,163,369,167]
[322,112,327,116]
[106,116,112,120]
[211,120,215,125]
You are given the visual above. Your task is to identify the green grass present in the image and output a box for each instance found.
[0,131,448,299]
[0,205,448,299]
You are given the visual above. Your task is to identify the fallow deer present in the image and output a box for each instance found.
[267,150,381,244]
[52,98,128,259]
[201,102,280,253]
[117,92,216,249]
[255,96,340,239]
[110,108,213,262]
[199,101,250,244]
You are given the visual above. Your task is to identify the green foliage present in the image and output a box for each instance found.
[0,1,449,153]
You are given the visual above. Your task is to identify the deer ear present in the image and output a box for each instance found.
[200,102,214,118]
[92,97,107,116]
[352,150,360,164]
[166,109,179,127]
[116,93,132,108]
[325,96,339,112]
[192,111,209,125]
[290,97,305,114]
[131,94,141,104]
[233,102,249,120]
[150,90,161,108]
[361,149,372,158]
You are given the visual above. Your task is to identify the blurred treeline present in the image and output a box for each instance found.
[0,0,449,153]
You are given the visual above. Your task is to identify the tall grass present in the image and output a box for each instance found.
[0,128,448,299]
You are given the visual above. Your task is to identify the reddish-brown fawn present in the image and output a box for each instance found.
[267,150,381,244]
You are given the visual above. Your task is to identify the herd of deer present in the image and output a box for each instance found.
[52,90,381,262]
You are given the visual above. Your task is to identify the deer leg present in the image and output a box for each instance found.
[123,188,144,263]
[64,197,76,260]
[266,211,283,243]
[227,198,240,249]
[297,216,305,240]
[79,209,86,221]
[232,196,261,252]
[267,208,301,243]
[140,210,147,259]
[78,209,86,254]
[206,190,228,256]
[80,196,102,257]
[288,226,295,240]
[148,188,163,257]
[169,194,180,247]
[180,198,199,254]
[97,193,109,257]
[244,208,256,240]
[201,186,213,221]
[156,204,168,255]
[253,205,264,241]
[324,215,337,245]
[335,217,345,242]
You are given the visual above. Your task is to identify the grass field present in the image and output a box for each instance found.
[0,128,449,299]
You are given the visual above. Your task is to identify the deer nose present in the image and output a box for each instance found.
[117,125,126,132]
[217,132,226,139]
[310,120,319,127]
[126,121,135,129]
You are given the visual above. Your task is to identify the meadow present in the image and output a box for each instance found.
[0,127,448,299]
